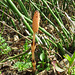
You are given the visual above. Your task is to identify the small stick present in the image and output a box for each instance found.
[0,21,31,41]
[0,9,16,22]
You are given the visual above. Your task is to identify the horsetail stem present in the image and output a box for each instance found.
[31,10,40,72]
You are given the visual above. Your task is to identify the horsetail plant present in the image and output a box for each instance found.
[31,11,40,73]
[6,0,65,56]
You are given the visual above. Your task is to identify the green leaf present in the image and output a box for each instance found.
[6,46,11,52]
[64,54,72,61]
[13,61,32,71]
[0,36,2,40]
[46,67,50,71]
[38,61,42,64]
[2,43,7,48]
[37,65,40,68]
[24,62,32,68]
[70,52,75,66]
[64,53,75,66]
[0,46,3,49]
[71,66,75,75]
[24,40,28,51]
[40,52,45,61]
[1,39,5,43]
[0,71,1,74]
[7,46,11,50]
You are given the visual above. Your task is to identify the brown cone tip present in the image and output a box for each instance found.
[32,10,40,33]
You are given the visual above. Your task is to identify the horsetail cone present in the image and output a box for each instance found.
[32,10,40,33]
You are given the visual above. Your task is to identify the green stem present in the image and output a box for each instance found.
[0,7,5,36]
[57,42,65,57]
[47,39,57,47]
[0,1,7,7]
[17,0,29,18]
[42,0,71,42]
[11,18,18,30]
[39,27,56,41]
[72,1,75,7]
[51,0,63,24]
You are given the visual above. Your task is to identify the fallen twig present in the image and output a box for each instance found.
[0,47,31,63]
[0,21,31,41]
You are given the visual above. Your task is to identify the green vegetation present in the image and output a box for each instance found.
[0,35,11,55]
[64,52,75,74]
[0,0,75,75]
